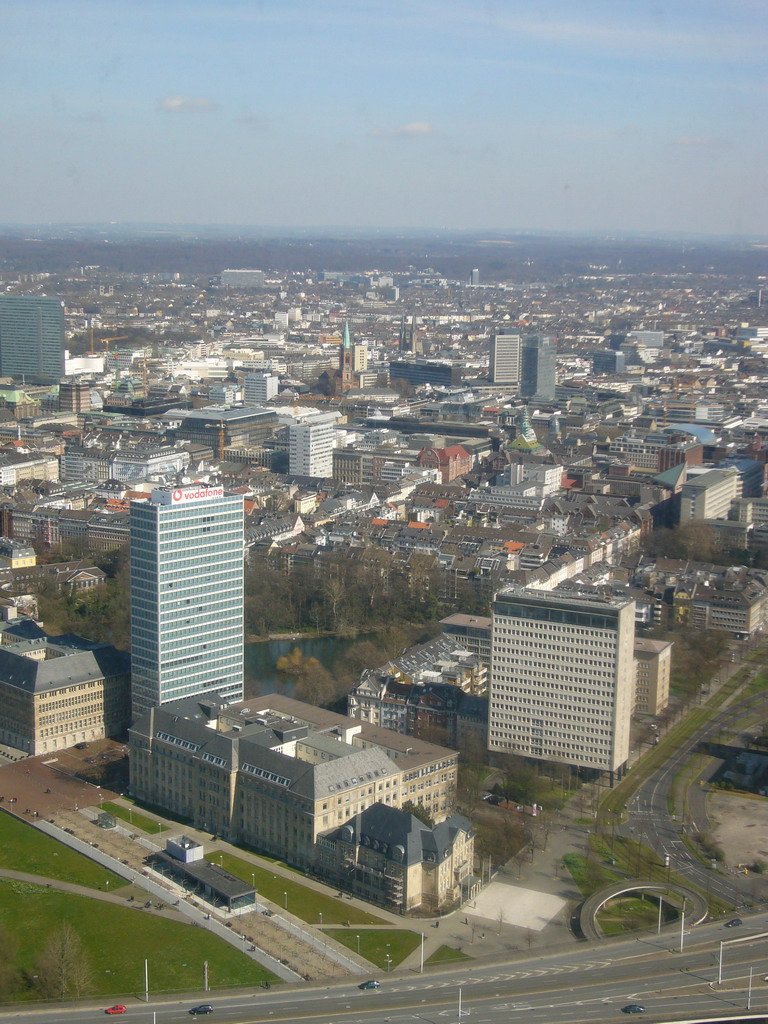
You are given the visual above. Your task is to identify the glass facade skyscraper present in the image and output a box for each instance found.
[0,296,65,382]
[130,485,244,719]
[520,334,557,401]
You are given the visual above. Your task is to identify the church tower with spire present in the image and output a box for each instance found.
[338,320,356,392]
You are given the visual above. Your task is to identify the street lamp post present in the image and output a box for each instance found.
[679,897,687,954]
[356,934,360,955]
[283,891,288,910]
[385,955,392,973]
[420,932,425,974]
[319,912,323,926]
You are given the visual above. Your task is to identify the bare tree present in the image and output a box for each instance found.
[0,925,20,1000]
[35,924,92,1001]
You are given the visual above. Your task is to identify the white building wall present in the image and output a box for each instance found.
[488,588,635,773]
[130,486,244,719]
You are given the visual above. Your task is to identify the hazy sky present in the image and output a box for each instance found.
[2,0,766,235]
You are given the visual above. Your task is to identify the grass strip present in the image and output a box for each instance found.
[216,851,387,925]
[100,801,167,834]
[425,944,473,965]
[325,928,421,969]
[0,811,124,890]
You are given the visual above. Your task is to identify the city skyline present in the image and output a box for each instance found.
[1,1,766,236]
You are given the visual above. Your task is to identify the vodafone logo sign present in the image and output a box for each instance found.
[171,486,224,504]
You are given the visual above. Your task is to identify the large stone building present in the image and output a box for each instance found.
[318,803,475,912]
[129,694,467,910]
[0,620,130,755]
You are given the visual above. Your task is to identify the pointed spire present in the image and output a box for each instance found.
[343,320,352,349]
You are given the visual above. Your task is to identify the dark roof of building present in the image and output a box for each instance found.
[0,636,129,694]
[334,804,472,867]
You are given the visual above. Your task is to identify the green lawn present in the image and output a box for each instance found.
[100,801,167,834]
[596,896,676,936]
[563,853,623,897]
[425,944,473,965]
[0,811,124,890]
[0,878,278,999]
[216,851,386,925]
[325,928,421,969]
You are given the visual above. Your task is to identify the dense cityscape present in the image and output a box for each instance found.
[2,0,768,1018]
[0,229,765,1021]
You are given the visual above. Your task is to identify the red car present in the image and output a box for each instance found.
[105,1006,127,1015]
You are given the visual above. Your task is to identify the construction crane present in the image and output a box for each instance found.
[87,319,128,356]
[205,419,227,460]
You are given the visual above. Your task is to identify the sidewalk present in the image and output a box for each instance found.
[400,804,591,971]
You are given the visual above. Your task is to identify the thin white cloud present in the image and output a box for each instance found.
[159,96,219,113]
[369,121,434,138]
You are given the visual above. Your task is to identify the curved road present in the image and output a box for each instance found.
[621,692,768,908]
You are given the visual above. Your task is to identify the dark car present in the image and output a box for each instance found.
[75,742,88,750]
[621,1006,646,1014]
[725,918,742,928]
[189,1006,213,1015]
[359,980,381,990]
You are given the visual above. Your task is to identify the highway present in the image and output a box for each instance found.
[11,914,768,1024]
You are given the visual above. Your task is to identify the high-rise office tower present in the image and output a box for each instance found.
[489,332,521,385]
[470,268,480,286]
[288,412,337,477]
[0,296,65,382]
[130,485,244,720]
[243,371,279,404]
[488,586,635,779]
[520,334,557,401]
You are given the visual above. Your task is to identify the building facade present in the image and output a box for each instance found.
[679,468,740,521]
[489,332,521,385]
[520,334,557,401]
[288,413,338,477]
[129,694,466,909]
[0,624,130,755]
[489,586,636,777]
[129,485,244,719]
[633,637,672,715]
[243,371,279,404]
[0,296,65,383]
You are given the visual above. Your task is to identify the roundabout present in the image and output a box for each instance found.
[579,879,709,940]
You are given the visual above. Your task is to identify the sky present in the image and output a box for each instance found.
[1,0,766,236]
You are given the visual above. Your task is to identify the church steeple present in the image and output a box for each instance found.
[338,320,355,392]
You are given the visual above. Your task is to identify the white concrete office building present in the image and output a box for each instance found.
[130,485,244,719]
[243,371,279,404]
[489,586,635,778]
[288,413,338,477]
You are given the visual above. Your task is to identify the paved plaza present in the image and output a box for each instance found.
[469,881,567,931]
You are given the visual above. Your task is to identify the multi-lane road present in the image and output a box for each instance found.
[621,691,768,909]
[11,914,768,1024]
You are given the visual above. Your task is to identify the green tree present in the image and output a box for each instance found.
[402,800,435,828]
